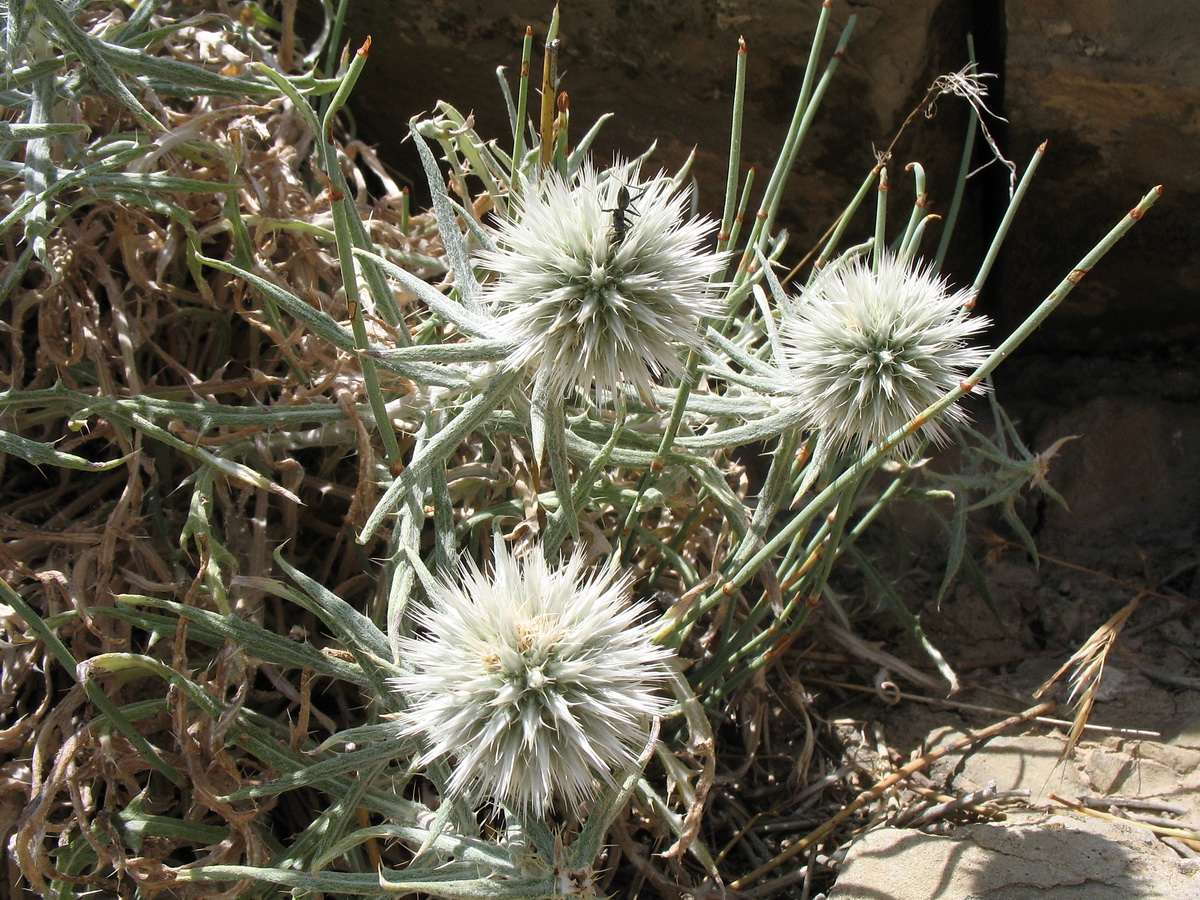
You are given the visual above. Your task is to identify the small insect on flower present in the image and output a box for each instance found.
[392,539,672,813]
[476,160,726,404]
[605,183,643,246]
[781,252,990,453]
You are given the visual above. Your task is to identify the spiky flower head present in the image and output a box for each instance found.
[781,252,990,452]
[393,539,671,812]
[476,161,726,403]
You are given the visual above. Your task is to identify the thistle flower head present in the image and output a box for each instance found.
[393,540,671,812]
[781,252,990,453]
[476,160,725,403]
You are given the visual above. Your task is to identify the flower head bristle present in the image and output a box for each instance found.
[781,252,990,453]
[393,539,671,812]
[476,160,726,404]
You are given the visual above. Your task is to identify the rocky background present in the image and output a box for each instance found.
[322,0,1199,558]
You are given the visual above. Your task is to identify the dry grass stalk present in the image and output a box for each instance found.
[1034,593,1141,760]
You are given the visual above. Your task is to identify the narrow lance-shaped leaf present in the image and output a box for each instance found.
[0,429,130,471]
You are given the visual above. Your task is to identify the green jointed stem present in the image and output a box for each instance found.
[538,5,561,168]
[722,167,755,259]
[972,181,1161,378]
[901,213,940,262]
[722,428,800,578]
[796,2,834,141]
[510,26,534,189]
[873,166,888,269]
[718,37,748,252]
[738,13,855,282]
[322,0,352,78]
[970,141,1045,299]
[899,162,928,259]
[321,37,368,129]
[818,166,880,271]
[701,462,872,697]
[317,45,407,344]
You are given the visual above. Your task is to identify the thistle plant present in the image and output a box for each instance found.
[393,539,671,813]
[780,251,990,454]
[0,0,1162,897]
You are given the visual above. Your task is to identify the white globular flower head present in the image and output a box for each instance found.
[781,252,990,453]
[393,539,672,813]
[476,161,726,403]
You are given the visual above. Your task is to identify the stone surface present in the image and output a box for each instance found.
[831,650,1200,898]
[930,729,1200,819]
[931,734,1092,804]
[992,353,1200,562]
[828,813,1200,900]
[1000,0,1200,352]
[1035,395,1200,542]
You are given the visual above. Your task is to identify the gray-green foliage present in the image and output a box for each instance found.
[0,0,1158,896]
